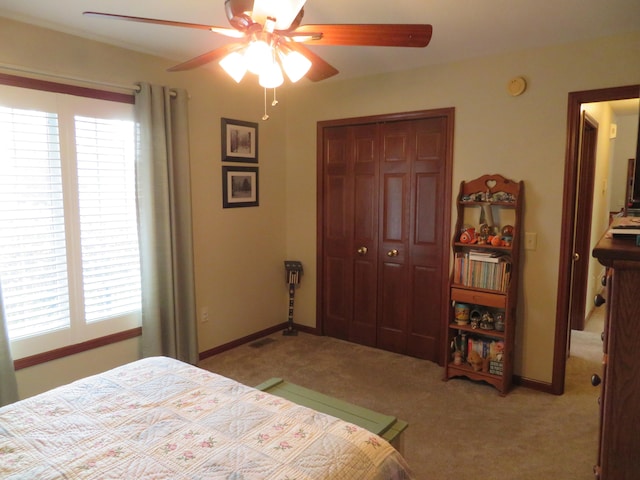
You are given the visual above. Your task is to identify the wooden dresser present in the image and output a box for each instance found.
[592,233,640,479]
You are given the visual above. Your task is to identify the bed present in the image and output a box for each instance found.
[0,356,414,479]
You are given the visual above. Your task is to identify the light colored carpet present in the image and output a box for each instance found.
[199,315,603,480]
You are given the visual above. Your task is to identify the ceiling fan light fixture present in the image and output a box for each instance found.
[258,57,284,88]
[244,39,272,74]
[278,48,311,83]
[219,51,247,83]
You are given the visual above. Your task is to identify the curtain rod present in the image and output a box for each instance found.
[0,62,141,94]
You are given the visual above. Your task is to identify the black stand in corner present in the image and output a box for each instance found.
[283,261,303,336]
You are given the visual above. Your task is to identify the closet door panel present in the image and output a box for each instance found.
[378,121,412,353]
[377,261,408,353]
[378,172,409,352]
[407,117,449,361]
[322,128,352,340]
[324,256,350,339]
[382,174,407,242]
[351,125,379,345]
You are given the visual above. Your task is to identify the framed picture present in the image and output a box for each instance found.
[222,166,259,208]
[221,118,258,162]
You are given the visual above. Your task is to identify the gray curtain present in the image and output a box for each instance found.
[135,83,198,365]
[0,284,19,406]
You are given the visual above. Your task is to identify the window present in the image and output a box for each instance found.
[0,83,140,360]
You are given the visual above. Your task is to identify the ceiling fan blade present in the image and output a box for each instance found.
[83,11,244,38]
[167,44,243,72]
[279,30,323,42]
[286,43,339,82]
[293,24,432,47]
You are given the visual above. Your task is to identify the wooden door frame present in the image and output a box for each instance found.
[316,108,454,348]
[552,84,640,395]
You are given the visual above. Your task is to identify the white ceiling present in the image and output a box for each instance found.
[609,99,640,117]
[1,0,639,83]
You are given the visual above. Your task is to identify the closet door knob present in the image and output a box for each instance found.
[357,246,368,256]
[387,249,399,257]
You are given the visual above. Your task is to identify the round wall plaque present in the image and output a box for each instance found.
[507,76,527,96]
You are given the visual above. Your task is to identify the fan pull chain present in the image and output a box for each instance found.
[262,88,279,121]
[262,88,269,121]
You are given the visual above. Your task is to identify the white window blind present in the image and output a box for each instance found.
[0,107,71,339]
[0,84,140,358]
[75,116,141,323]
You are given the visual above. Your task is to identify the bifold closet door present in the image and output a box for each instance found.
[323,124,379,347]
[321,114,449,362]
[378,118,448,361]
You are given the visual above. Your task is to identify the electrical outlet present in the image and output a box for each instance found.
[201,306,209,323]
[524,232,537,251]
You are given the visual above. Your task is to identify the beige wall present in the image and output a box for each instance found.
[283,31,640,383]
[2,15,639,396]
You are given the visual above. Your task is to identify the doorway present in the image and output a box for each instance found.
[316,108,454,364]
[552,84,640,395]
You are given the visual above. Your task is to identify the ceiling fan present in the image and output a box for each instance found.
[84,0,433,85]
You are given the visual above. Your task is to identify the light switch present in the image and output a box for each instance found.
[525,232,537,251]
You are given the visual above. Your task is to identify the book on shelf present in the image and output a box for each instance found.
[453,252,511,292]
[611,226,640,237]
[467,337,503,360]
[468,250,506,263]
[609,217,640,237]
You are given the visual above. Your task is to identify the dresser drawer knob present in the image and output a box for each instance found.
[594,294,606,307]
[591,374,601,387]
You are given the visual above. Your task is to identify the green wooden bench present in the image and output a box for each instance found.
[255,377,408,454]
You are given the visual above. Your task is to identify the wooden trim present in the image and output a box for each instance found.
[553,84,640,395]
[294,324,319,336]
[512,375,555,395]
[0,72,135,104]
[198,323,319,361]
[13,327,142,370]
[316,108,454,129]
[315,119,325,334]
[439,108,455,366]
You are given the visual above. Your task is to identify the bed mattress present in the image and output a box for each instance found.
[0,356,414,479]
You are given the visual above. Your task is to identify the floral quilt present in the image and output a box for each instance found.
[0,356,414,479]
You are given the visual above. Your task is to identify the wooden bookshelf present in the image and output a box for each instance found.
[444,174,523,395]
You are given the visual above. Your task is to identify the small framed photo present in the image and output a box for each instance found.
[222,166,259,208]
[221,117,258,162]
